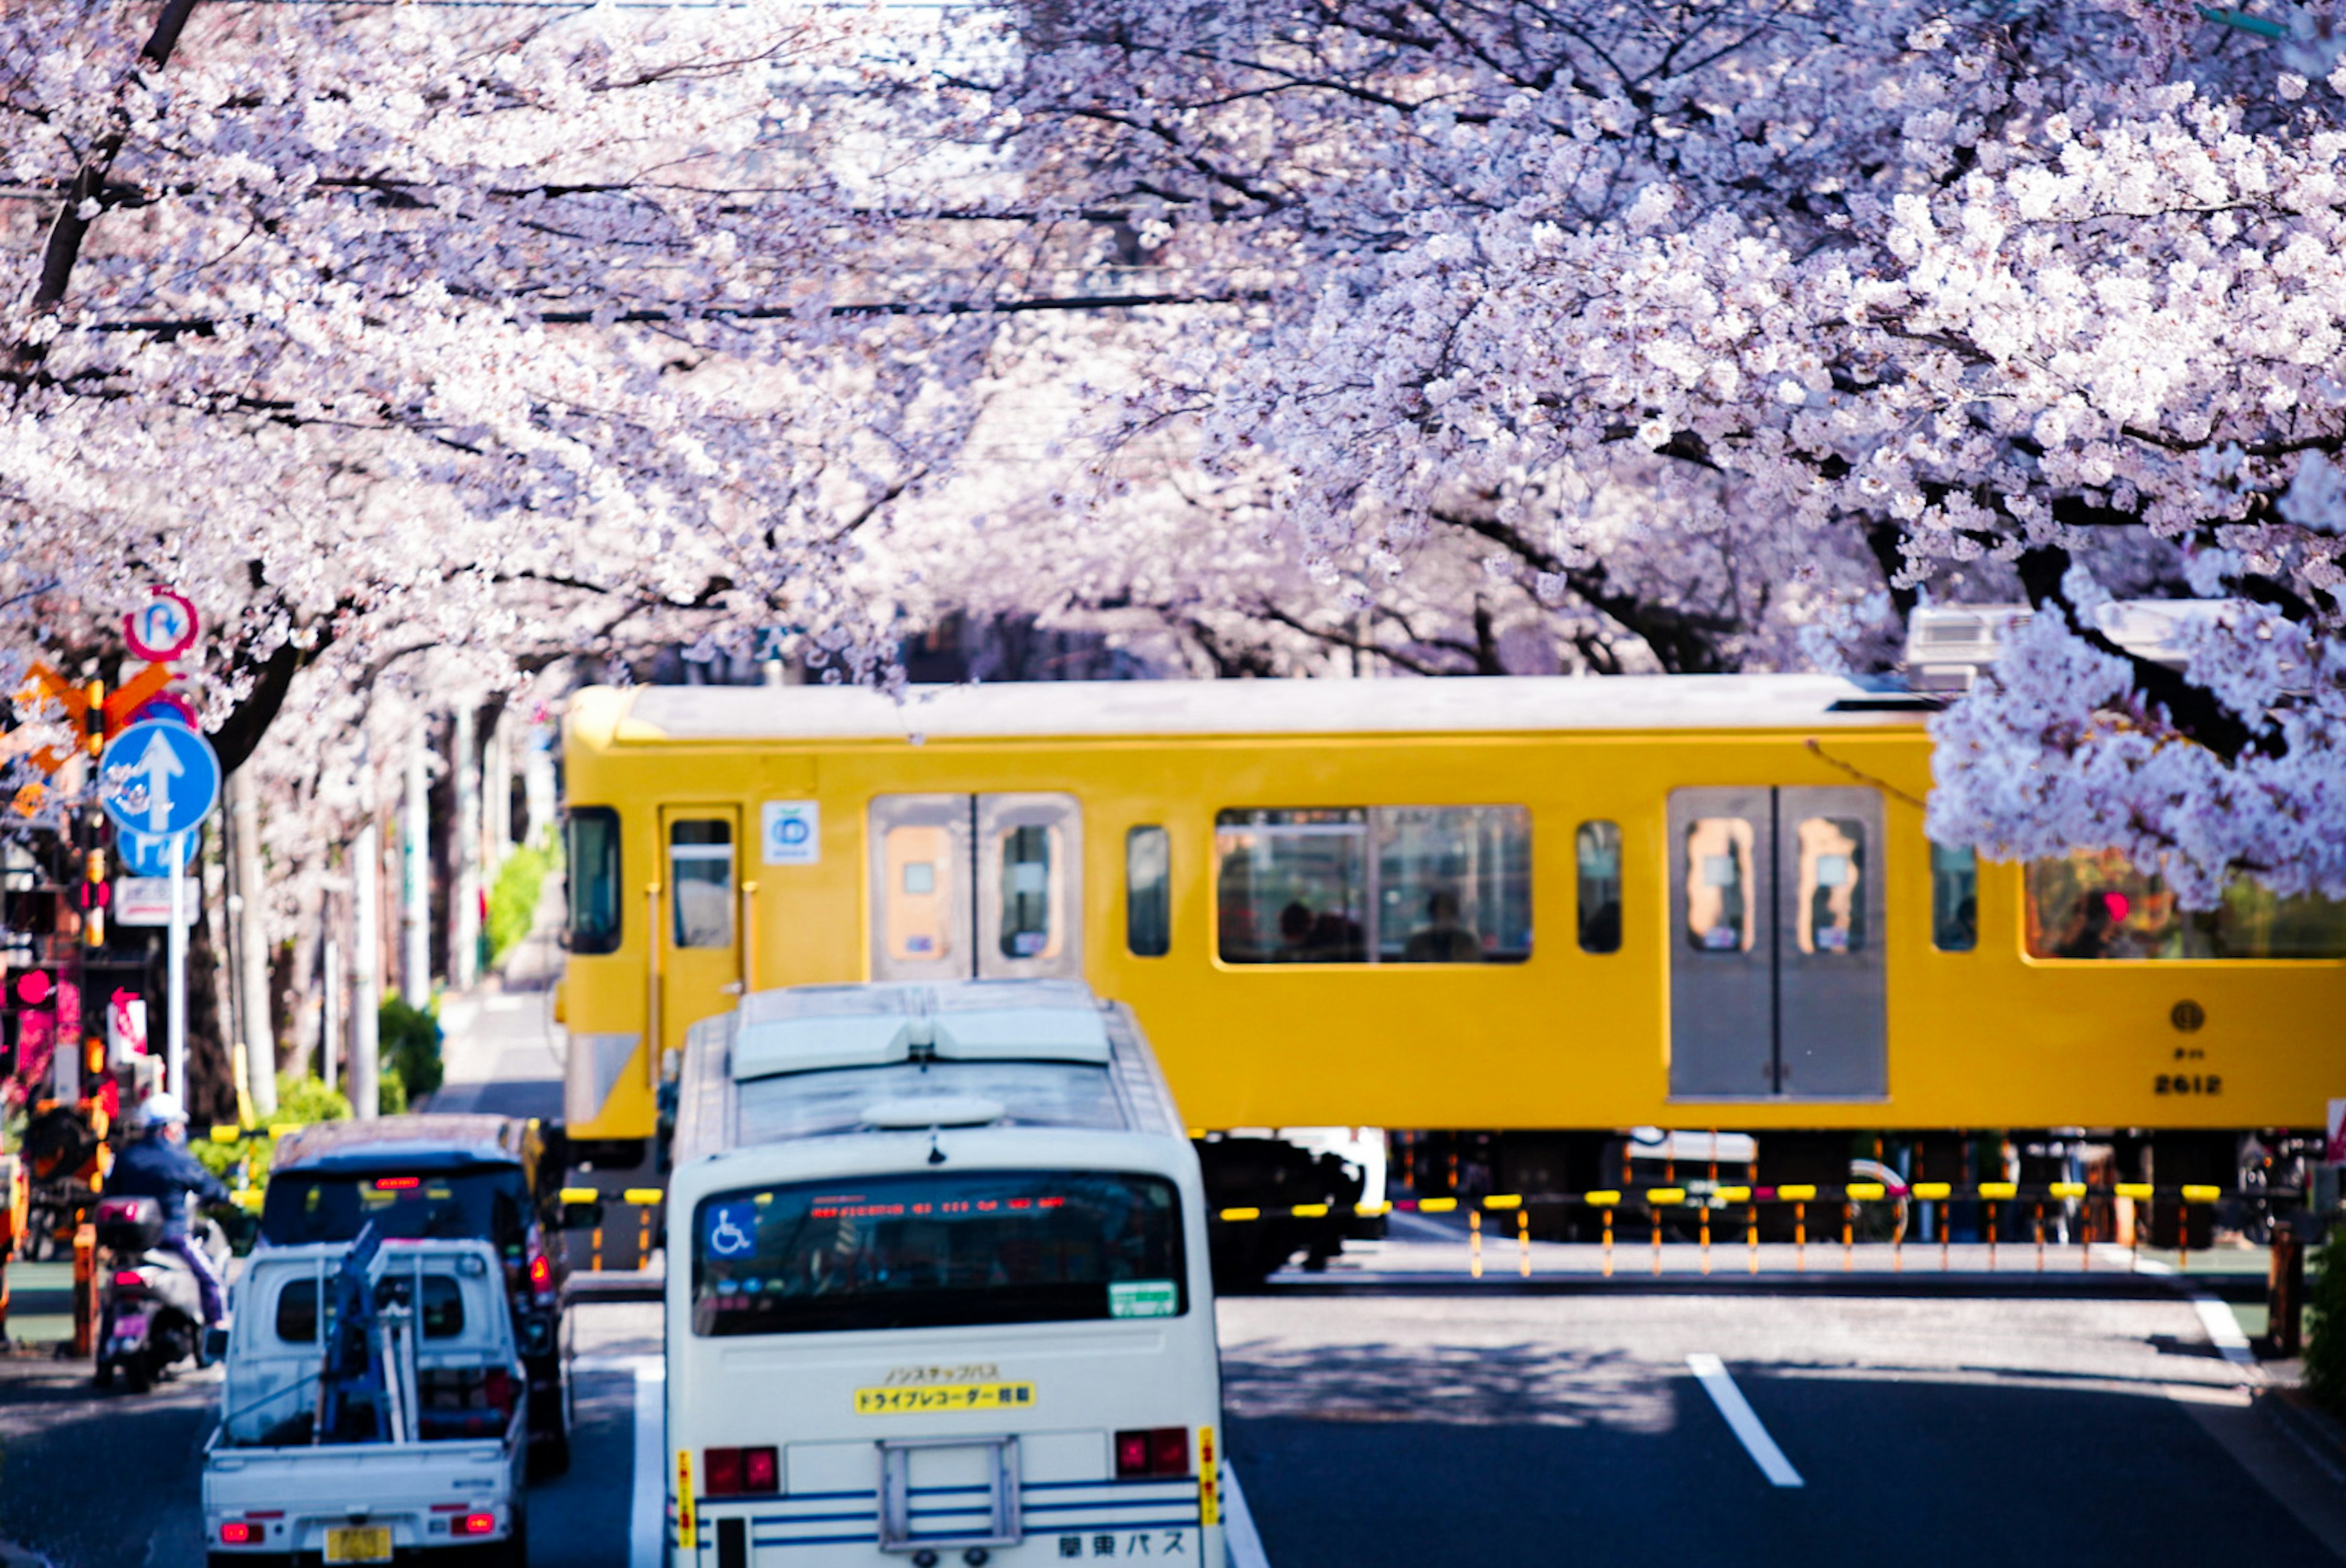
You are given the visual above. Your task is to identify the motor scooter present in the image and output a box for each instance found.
[92,1194,226,1392]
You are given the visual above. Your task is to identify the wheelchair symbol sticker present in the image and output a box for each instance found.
[762,800,820,867]
[705,1202,759,1258]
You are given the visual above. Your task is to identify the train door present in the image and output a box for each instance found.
[868,793,1084,982]
[1667,786,1886,1098]
[659,806,743,1071]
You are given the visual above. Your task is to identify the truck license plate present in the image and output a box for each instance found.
[324,1525,393,1563]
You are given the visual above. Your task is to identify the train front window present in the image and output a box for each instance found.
[566,808,621,955]
[1684,818,1757,952]
[670,820,735,949]
[1793,817,1866,954]
[2025,850,2346,960]
[691,1170,1185,1336]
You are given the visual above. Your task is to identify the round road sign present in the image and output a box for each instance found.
[124,589,200,662]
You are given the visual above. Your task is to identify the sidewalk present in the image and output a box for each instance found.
[426,869,566,1122]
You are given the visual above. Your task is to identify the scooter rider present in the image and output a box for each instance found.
[109,1091,232,1326]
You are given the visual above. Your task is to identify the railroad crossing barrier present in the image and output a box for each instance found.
[1216,1180,2273,1282]
[560,1186,666,1275]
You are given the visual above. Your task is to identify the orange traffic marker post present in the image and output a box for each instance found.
[1590,1193,1618,1278]
[71,1223,95,1357]
[1516,1208,1531,1279]
[2034,1203,2045,1272]
[1469,1208,1483,1280]
[1842,1202,1854,1273]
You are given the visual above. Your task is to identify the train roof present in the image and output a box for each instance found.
[574,672,1937,748]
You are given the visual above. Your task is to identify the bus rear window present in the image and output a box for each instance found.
[691,1170,1185,1337]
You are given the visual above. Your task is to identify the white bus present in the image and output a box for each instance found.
[665,979,1224,1568]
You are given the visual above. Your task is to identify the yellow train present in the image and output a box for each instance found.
[557,674,2343,1222]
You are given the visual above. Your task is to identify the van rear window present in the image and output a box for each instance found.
[691,1170,1185,1336]
[261,1169,529,1261]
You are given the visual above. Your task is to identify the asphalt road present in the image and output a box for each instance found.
[9,1284,2339,1567]
[1216,1289,2346,1567]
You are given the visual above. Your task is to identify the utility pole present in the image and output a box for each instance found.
[402,742,430,1009]
[352,819,381,1118]
[452,707,480,991]
[230,771,277,1117]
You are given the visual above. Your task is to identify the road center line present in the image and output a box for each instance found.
[1686,1354,1805,1488]
[630,1360,668,1568]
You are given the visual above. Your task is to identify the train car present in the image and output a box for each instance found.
[554,674,2345,1255]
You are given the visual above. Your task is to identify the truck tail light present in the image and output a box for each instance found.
[528,1253,552,1293]
[456,1512,497,1536]
[1114,1427,1190,1479]
[218,1522,254,1545]
[704,1446,779,1496]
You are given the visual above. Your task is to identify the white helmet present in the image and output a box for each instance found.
[132,1091,188,1131]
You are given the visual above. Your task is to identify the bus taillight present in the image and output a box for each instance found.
[704,1446,779,1496]
[1114,1428,1190,1479]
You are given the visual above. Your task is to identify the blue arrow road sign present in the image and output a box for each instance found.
[99,720,221,839]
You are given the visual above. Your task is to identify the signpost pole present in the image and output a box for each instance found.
[166,828,187,1097]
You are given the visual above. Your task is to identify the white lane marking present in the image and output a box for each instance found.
[631,1361,668,1568]
[1686,1354,1805,1488]
[2192,1296,2257,1368]
[1222,1460,1272,1568]
[575,1354,663,1375]
[2096,1242,2259,1379]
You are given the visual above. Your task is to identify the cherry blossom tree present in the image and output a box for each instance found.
[965,0,2346,902]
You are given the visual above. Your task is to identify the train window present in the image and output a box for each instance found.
[998,823,1062,960]
[1215,809,1368,963]
[1576,822,1623,954]
[669,820,734,949]
[884,825,955,962]
[1214,807,1529,964]
[1931,843,1978,952]
[565,807,622,955]
[1792,817,1866,953]
[1683,817,1756,952]
[2025,850,2346,960]
[1374,807,1531,963]
[1126,826,1171,957]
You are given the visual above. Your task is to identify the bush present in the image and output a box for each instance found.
[189,1073,352,1187]
[486,839,556,968]
[379,997,443,1109]
[379,1062,408,1116]
[2311,1227,2346,1419]
[275,1073,352,1126]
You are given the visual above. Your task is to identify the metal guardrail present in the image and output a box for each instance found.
[1217,1181,2268,1279]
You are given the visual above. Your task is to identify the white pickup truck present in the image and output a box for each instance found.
[202,1238,530,1567]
